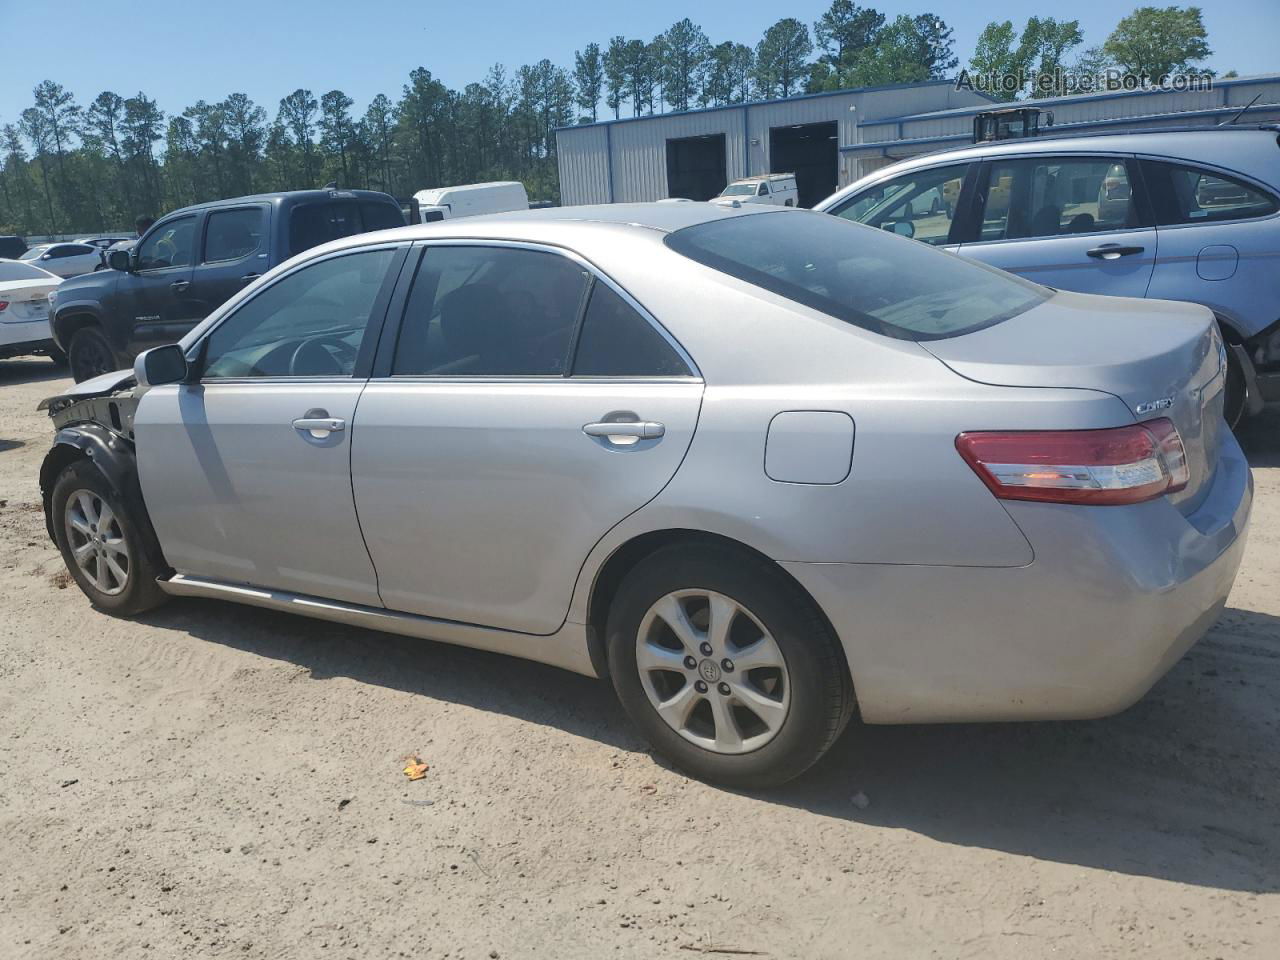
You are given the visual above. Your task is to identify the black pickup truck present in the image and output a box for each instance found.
[51,189,405,381]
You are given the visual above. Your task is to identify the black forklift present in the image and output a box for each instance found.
[972,107,1054,143]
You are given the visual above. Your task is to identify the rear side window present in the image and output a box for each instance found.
[1142,161,1279,224]
[572,282,690,377]
[360,201,405,232]
[392,246,590,376]
[204,207,264,263]
[288,202,361,256]
[666,210,1047,341]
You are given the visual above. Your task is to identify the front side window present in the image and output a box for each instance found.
[978,156,1138,242]
[204,207,265,263]
[392,246,589,376]
[1142,161,1279,224]
[757,183,769,197]
[572,282,690,377]
[137,216,197,270]
[666,210,1047,341]
[201,248,396,379]
[833,164,969,246]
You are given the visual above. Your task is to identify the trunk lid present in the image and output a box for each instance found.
[0,277,58,323]
[922,290,1224,512]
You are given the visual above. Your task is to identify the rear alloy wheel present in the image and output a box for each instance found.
[68,326,117,383]
[607,543,855,788]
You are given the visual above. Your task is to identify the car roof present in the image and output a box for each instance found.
[165,188,400,219]
[825,126,1280,205]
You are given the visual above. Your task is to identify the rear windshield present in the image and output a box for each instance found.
[665,210,1048,340]
[0,261,52,282]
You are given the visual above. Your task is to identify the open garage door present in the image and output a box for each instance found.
[770,122,837,208]
[666,134,727,201]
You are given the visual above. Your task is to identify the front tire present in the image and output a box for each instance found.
[68,326,118,383]
[52,460,167,616]
[606,543,855,788]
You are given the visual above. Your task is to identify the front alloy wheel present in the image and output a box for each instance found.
[64,489,131,595]
[637,589,789,754]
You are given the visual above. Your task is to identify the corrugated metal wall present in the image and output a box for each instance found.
[555,83,987,206]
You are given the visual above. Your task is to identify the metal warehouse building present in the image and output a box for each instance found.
[555,80,992,209]
[557,73,1280,208]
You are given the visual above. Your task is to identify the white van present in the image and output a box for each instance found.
[712,174,799,207]
[412,181,529,222]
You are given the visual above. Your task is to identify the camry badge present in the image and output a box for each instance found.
[1134,397,1174,415]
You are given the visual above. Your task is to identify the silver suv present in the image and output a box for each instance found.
[818,126,1280,423]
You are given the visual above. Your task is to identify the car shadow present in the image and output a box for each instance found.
[0,356,66,386]
[138,596,1280,894]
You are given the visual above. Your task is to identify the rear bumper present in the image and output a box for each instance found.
[784,429,1253,724]
[0,318,56,358]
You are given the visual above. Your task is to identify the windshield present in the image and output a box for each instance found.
[665,210,1048,341]
[0,261,54,282]
[18,247,46,261]
[719,183,757,197]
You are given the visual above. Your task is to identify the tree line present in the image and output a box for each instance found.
[0,3,1219,237]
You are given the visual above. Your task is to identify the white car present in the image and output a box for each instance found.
[713,174,799,207]
[20,242,103,278]
[0,259,63,361]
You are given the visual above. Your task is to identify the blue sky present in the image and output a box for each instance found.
[2,0,1276,124]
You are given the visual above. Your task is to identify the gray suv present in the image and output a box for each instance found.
[818,126,1280,423]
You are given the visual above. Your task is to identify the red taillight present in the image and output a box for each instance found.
[0,300,9,312]
[956,418,1190,505]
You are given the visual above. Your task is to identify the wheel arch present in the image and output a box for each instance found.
[583,528,853,699]
[39,425,169,575]
[51,305,106,353]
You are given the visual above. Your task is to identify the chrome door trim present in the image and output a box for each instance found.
[402,236,703,380]
[157,572,598,677]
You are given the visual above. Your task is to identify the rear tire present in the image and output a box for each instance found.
[68,325,118,383]
[1223,345,1247,428]
[52,459,168,616]
[606,543,855,788]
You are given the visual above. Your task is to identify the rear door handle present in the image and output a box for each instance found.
[293,416,346,437]
[583,420,665,440]
[170,279,190,291]
[1086,243,1144,260]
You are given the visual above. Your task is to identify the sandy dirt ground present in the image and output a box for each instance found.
[0,354,1277,959]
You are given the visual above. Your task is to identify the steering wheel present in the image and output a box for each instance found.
[288,334,357,376]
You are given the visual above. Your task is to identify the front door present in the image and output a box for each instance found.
[352,242,703,634]
[135,244,406,606]
[116,213,201,355]
[958,155,1157,298]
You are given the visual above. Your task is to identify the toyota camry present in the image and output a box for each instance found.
[39,202,1251,786]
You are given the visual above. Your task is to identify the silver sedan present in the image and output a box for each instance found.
[40,203,1252,787]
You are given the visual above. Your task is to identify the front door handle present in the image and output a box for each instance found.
[240,273,261,284]
[170,279,190,291]
[583,420,665,440]
[1086,243,1144,260]
[293,416,346,438]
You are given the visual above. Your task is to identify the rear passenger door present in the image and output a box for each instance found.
[188,204,270,318]
[351,241,703,634]
[1140,158,1280,330]
[958,154,1157,297]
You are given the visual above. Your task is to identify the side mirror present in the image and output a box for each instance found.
[107,249,132,272]
[134,344,188,387]
[887,220,916,239]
